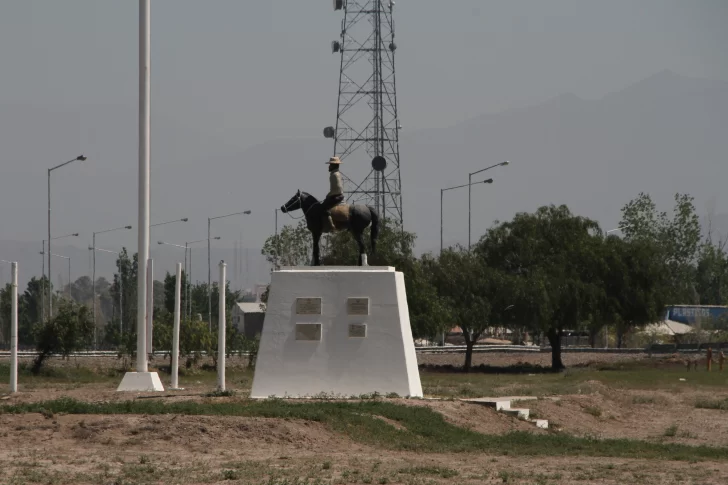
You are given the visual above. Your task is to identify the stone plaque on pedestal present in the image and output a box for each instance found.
[296,297,322,315]
[295,323,322,341]
[347,297,369,315]
[348,323,367,338]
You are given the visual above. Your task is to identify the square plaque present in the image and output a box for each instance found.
[295,323,322,341]
[296,297,322,315]
[348,324,367,338]
[347,297,369,316]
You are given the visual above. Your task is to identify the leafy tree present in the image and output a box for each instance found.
[620,193,701,303]
[261,220,311,268]
[406,254,451,341]
[433,247,515,371]
[18,277,46,346]
[598,236,671,347]
[31,300,94,373]
[478,205,605,370]
[695,237,728,306]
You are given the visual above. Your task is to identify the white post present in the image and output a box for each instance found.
[361,254,368,266]
[10,262,18,393]
[136,0,150,373]
[171,262,182,390]
[217,260,226,391]
[117,0,162,392]
[146,258,154,356]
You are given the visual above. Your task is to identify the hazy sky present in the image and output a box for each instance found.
[0,0,726,273]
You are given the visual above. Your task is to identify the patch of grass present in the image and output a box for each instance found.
[583,406,602,418]
[205,389,235,398]
[421,363,728,398]
[664,424,678,437]
[695,398,728,410]
[4,397,728,461]
[398,466,459,479]
[632,395,657,405]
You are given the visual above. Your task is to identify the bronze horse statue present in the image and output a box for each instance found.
[280,190,379,266]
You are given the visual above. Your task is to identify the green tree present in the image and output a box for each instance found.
[598,236,671,347]
[433,247,515,371]
[620,193,701,303]
[478,205,605,370]
[32,300,94,373]
[261,220,311,267]
[695,237,728,306]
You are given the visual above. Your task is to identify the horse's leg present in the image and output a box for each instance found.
[354,231,365,266]
[312,231,321,266]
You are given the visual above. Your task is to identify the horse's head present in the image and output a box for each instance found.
[280,190,302,213]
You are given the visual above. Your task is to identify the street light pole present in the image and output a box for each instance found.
[468,161,509,251]
[41,233,79,320]
[47,155,86,318]
[92,225,132,347]
[208,211,250,330]
[441,179,494,255]
[91,247,124,341]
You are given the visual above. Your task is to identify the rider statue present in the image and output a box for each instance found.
[323,156,345,230]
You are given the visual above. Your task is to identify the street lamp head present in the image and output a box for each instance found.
[501,161,510,166]
[157,241,165,245]
[76,155,87,161]
[181,218,189,222]
[125,226,132,229]
[483,178,494,184]
[244,210,252,215]
[72,233,79,236]
[214,236,221,240]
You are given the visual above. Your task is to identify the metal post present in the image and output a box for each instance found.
[146,258,153,356]
[41,240,45,322]
[208,218,211,331]
[188,246,192,321]
[10,262,18,393]
[136,0,150,373]
[217,260,226,391]
[468,172,472,251]
[184,242,188,321]
[440,189,443,255]
[171,262,182,389]
[119,257,123,341]
[67,257,71,299]
[92,232,96,343]
[47,169,52,318]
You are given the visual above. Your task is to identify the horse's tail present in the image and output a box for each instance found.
[367,206,379,254]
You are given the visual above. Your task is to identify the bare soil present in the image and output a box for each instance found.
[2,352,728,484]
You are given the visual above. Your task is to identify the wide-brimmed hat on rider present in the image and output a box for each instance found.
[326,156,342,164]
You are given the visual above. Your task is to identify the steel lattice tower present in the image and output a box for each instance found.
[324,0,403,224]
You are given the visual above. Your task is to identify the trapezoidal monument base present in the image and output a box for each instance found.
[117,371,165,392]
[250,266,423,399]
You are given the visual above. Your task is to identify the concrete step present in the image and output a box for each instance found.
[531,419,549,429]
[502,408,530,420]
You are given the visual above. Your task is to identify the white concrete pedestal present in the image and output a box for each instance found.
[251,266,423,398]
[117,371,165,392]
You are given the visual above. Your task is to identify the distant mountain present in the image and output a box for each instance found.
[217,70,728,253]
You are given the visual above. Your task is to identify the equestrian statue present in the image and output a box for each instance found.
[280,156,380,266]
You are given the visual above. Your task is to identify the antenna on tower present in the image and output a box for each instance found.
[324,0,403,224]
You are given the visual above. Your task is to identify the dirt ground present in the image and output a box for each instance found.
[2,352,728,484]
[1,411,727,485]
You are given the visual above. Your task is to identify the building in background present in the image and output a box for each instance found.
[666,305,728,326]
[232,302,266,340]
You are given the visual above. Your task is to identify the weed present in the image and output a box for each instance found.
[695,398,728,410]
[322,461,331,470]
[664,425,678,437]
[632,395,656,405]
[222,469,239,480]
[584,406,602,418]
